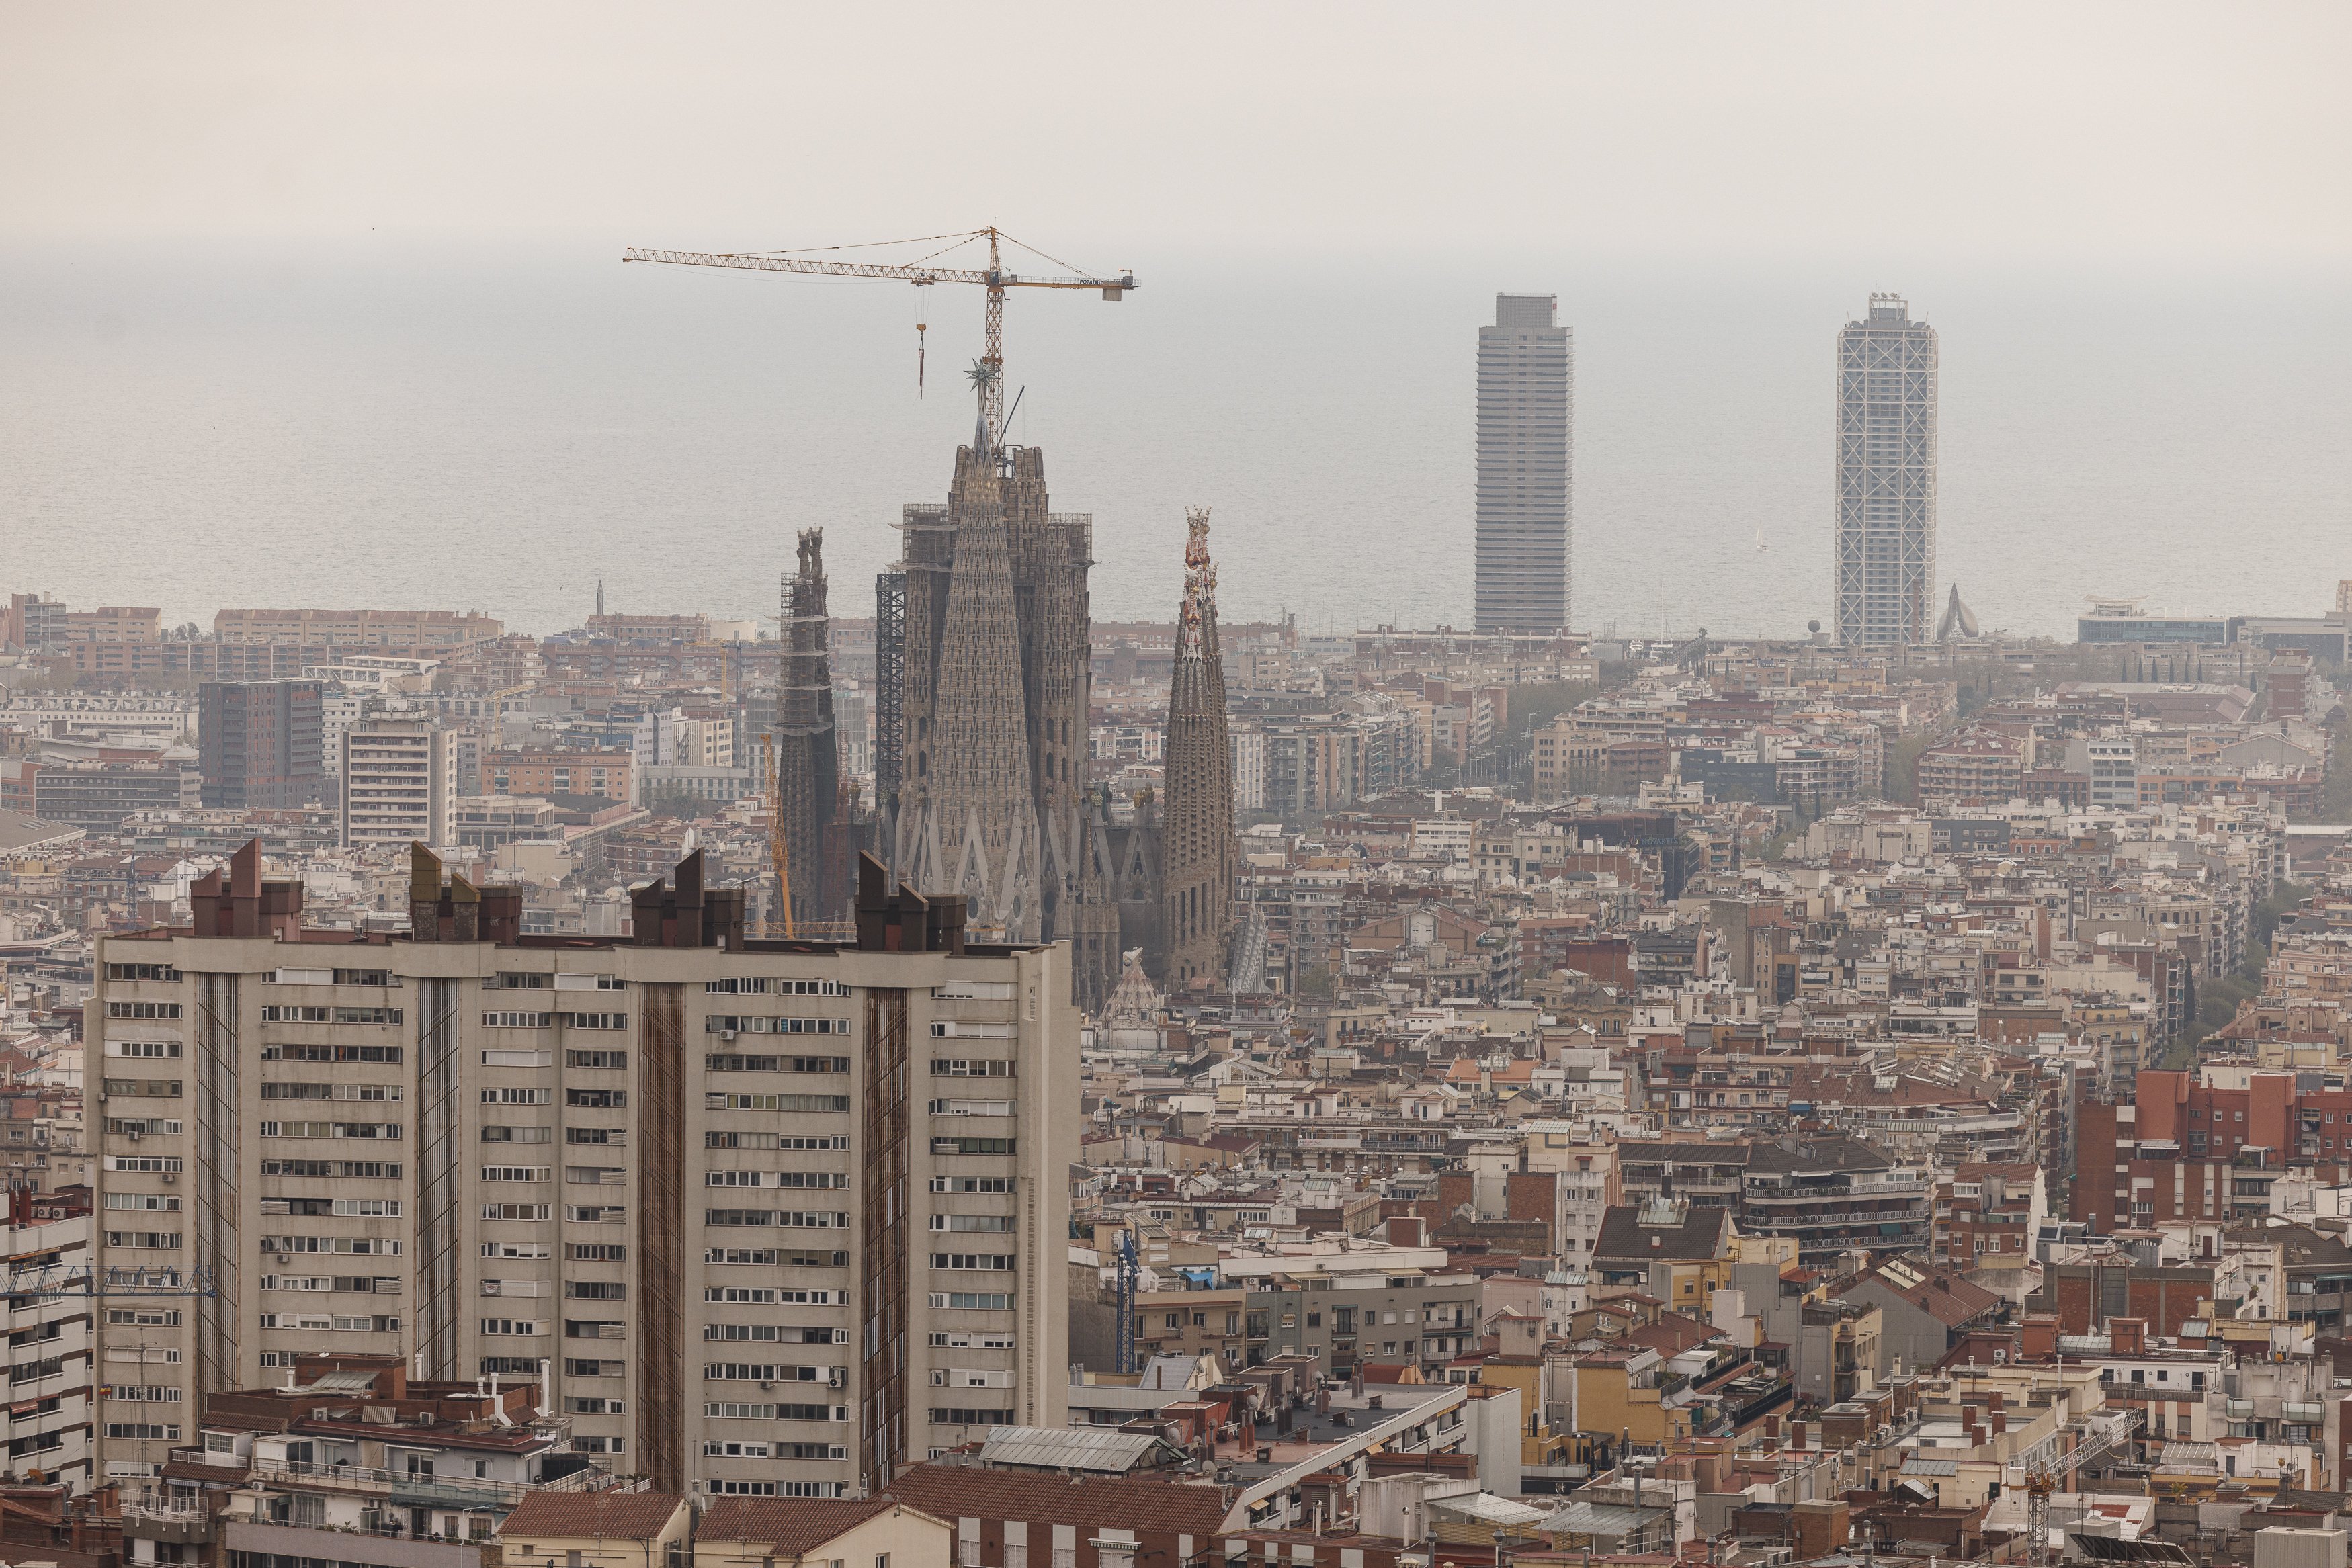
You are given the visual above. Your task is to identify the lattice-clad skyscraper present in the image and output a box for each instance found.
[1159,507,1236,990]
[1835,294,1939,646]
[1474,293,1573,634]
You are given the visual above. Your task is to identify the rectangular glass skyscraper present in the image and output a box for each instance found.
[1834,293,1938,646]
[1475,293,1572,634]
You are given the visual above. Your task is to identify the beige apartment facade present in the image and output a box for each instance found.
[214,609,505,650]
[92,845,1075,1504]
[343,718,457,847]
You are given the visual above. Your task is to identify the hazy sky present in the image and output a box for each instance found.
[5,2,2347,263]
[5,4,2347,641]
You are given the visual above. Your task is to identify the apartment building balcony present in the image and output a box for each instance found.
[243,1454,615,1512]
[1661,1179,1744,1200]
[120,1499,216,1545]
[222,1517,489,1568]
[2101,1383,2205,1406]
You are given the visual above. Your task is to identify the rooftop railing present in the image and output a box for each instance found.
[245,1456,617,1508]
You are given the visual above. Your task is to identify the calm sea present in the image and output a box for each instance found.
[2,241,2344,644]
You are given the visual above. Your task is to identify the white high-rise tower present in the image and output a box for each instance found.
[1474,293,1572,634]
[1834,294,1939,646]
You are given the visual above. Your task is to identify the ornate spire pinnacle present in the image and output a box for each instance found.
[966,360,999,458]
[1179,507,1216,634]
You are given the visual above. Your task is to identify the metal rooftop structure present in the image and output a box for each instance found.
[976,1425,1181,1475]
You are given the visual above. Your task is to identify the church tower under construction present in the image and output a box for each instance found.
[773,527,842,931]
[1159,508,1236,989]
[884,378,1120,1006]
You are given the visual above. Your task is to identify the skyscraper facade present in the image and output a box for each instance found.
[1474,294,1573,634]
[1158,508,1236,991]
[1834,294,1939,647]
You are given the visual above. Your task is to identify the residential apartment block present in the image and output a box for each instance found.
[91,843,1076,1501]
[486,749,634,805]
[213,610,505,652]
[341,719,456,848]
[197,681,324,811]
[3,1186,95,1493]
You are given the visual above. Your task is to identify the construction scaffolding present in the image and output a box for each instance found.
[874,567,907,822]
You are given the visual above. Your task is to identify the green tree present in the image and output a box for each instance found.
[1883,733,1931,805]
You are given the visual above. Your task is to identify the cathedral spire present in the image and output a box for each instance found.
[1160,507,1236,990]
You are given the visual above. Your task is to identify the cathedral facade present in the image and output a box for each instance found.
[886,425,1120,1008]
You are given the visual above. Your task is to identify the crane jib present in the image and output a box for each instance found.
[623,234,1134,425]
[621,247,1133,292]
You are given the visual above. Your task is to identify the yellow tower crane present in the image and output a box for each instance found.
[623,228,1136,440]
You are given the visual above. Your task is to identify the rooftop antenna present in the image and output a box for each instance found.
[595,580,605,619]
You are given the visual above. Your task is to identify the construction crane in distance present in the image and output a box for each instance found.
[2021,1405,2144,1561]
[1113,1228,1142,1375]
[623,228,1136,445]
[5,1262,217,1299]
[3,1186,217,1298]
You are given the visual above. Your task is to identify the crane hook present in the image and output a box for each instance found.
[917,320,927,399]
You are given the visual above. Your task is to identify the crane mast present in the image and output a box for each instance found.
[624,226,1134,447]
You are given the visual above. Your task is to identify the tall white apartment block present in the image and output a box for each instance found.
[1474,294,1573,635]
[91,844,1075,1500]
[1834,294,1939,647]
[341,717,454,847]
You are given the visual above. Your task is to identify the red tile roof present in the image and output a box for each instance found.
[498,1491,688,1542]
[700,1497,924,1557]
[1839,1263,2001,1328]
